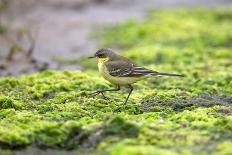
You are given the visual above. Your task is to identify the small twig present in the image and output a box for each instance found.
[4,27,38,61]
[4,31,24,61]
[6,44,22,61]
[25,29,36,59]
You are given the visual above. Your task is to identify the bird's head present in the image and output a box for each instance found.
[88,48,116,62]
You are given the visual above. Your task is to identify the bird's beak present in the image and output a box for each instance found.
[88,56,95,59]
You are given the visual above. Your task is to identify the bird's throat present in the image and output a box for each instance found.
[98,57,109,63]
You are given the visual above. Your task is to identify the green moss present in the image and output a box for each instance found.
[101,9,232,49]
[0,93,24,110]
[104,116,139,137]
[0,8,232,155]
[0,70,231,153]
[215,141,232,155]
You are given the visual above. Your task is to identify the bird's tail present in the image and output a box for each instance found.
[131,66,184,77]
[157,72,184,77]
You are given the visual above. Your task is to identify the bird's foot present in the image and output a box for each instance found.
[89,90,110,100]
[100,93,110,100]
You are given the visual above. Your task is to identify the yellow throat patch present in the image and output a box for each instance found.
[98,57,109,63]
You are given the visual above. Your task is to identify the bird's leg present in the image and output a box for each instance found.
[124,85,133,105]
[90,85,120,100]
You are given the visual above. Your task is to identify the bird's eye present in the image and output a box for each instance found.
[97,53,105,58]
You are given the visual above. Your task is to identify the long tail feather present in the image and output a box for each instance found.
[158,72,184,77]
[129,66,184,77]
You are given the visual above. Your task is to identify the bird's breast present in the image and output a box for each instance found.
[98,61,107,76]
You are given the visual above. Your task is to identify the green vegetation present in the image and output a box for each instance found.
[0,9,232,155]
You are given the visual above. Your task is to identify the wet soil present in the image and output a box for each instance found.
[141,95,232,113]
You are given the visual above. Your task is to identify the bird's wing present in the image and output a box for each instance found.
[130,66,159,77]
[105,61,134,77]
[105,61,159,77]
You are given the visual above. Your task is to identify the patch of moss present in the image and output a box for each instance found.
[104,116,139,137]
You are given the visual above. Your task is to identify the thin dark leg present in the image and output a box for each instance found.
[124,85,133,105]
[90,85,120,99]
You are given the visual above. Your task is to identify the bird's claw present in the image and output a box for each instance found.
[89,90,110,100]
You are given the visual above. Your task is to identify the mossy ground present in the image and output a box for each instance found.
[0,9,232,155]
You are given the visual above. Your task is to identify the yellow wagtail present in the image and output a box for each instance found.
[88,48,184,104]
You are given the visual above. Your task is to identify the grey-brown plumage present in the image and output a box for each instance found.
[103,49,183,78]
[88,48,184,104]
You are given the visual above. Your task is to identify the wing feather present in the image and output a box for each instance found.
[105,61,159,77]
[105,61,134,77]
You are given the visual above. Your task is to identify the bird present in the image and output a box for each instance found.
[88,48,184,104]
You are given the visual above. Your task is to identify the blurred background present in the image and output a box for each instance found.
[0,0,231,77]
